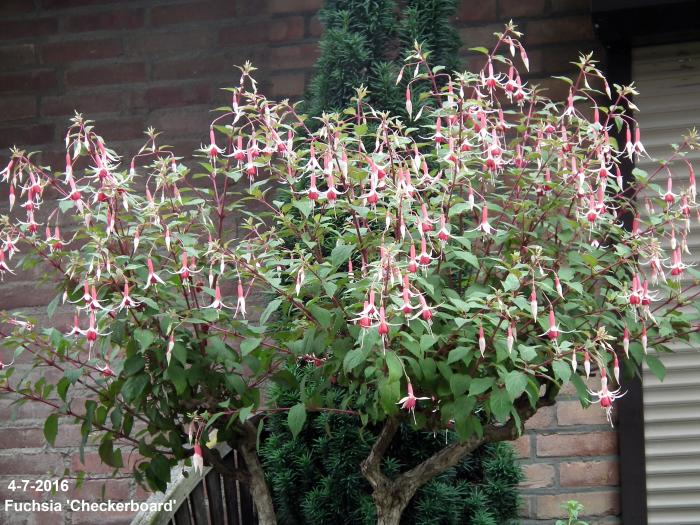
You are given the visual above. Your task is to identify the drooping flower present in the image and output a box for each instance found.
[295,264,305,296]
[117,281,141,311]
[97,362,115,378]
[66,314,83,337]
[415,295,435,323]
[407,244,418,273]
[418,236,433,269]
[628,274,642,306]
[478,324,486,356]
[81,311,111,357]
[86,284,109,311]
[506,323,514,354]
[202,284,231,310]
[167,333,175,365]
[0,249,15,279]
[437,214,450,245]
[397,382,430,423]
[207,128,223,159]
[144,258,165,289]
[399,276,416,315]
[472,203,494,236]
[587,368,626,426]
[235,279,246,318]
[405,86,412,118]
[545,308,560,341]
[661,175,677,207]
[554,274,563,298]
[192,443,204,475]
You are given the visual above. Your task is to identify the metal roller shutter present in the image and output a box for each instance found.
[633,42,700,525]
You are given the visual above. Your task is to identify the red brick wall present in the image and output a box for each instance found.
[0,1,619,524]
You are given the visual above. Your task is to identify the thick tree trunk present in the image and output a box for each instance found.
[376,504,404,525]
[373,488,411,525]
[238,442,277,524]
[239,422,278,525]
[362,390,559,525]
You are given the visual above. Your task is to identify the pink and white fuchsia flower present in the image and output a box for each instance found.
[397,382,430,423]
[0,250,15,279]
[117,281,141,311]
[234,279,247,319]
[587,368,625,426]
[144,258,165,289]
[202,284,232,311]
[192,442,204,475]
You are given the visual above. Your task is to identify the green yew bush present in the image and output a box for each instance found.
[260,368,522,524]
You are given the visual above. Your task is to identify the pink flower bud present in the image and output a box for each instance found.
[378,306,389,336]
[547,308,559,341]
[506,324,514,354]
[554,274,563,298]
[478,324,486,356]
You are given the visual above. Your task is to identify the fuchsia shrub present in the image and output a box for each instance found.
[0,24,698,524]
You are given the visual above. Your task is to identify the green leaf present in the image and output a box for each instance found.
[420,334,438,351]
[287,403,306,439]
[238,405,253,423]
[260,299,282,325]
[469,377,493,397]
[57,377,70,402]
[570,374,590,406]
[134,329,155,351]
[378,379,400,414]
[241,337,262,356]
[504,371,528,401]
[447,347,470,365]
[98,436,123,468]
[47,293,60,319]
[44,414,58,447]
[330,242,354,268]
[450,374,470,397]
[385,351,402,382]
[293,199,312,218]
[308,305,332,328]
[122,374,149,402]
[489,388,512,423]
[343,348,366,372]
[646,355,666,382]
[123,356,145,376]
[167,365,188,395]
[503,273,520,292]
[552,359,572,383]
[454,250,479,269]
[518,345,538,362]
[147,455,171,492]
[552,75,574,85]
